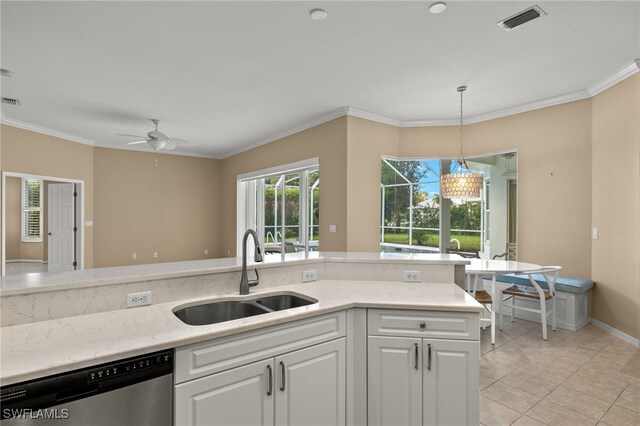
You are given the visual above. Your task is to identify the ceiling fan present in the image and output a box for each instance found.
[119,119,194,151]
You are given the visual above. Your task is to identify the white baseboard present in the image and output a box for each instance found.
[6,259,47,264]
[590,318,640,348]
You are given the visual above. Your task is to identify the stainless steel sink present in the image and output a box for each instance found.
[174,300,270,326]
[173,293,318,326]
[253,294,317,311]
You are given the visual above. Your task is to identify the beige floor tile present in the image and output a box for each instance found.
[527,400,598,426]
[615,384,640,414]
[563,371,627,404]
[482,381,542,414]
[481,374,498,390]
[588,350,636,372]
[620,352,640,379]
[546,386,612,420]
[578,363,637,386]
[514,362,576,385]
[511,416,547,426]
[600,404,640,426]
[499,370,559,398]
[481,357,520,380]
[483,348,528,369]
[480,396,521,426]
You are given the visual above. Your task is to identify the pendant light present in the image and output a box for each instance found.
[440,85,483,201]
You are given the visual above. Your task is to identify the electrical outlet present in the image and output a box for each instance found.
[132,253,137,260]
[329,225,337,233]
[403,270,422,283]
[127,291,152,308]
[153,252,158,258]
[302,270,317,282]
[592,228,599,239]
[204,249,208,255]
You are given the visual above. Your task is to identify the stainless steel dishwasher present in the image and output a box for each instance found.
[1,349,173,426]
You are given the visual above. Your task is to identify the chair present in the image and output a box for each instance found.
[499,266,562,340]
[466,274,493,330]
[492,242,517,260]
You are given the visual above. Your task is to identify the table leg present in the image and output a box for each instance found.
[491,274,496,345]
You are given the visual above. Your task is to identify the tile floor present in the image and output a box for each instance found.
[479,319,640,426]
[4,261,48,275]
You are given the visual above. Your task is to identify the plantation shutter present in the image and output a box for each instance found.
[22,178,42,239]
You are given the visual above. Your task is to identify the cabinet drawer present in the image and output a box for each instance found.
[175,311,346,384]
[368,309,479,341]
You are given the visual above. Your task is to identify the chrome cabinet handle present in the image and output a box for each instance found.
[414,343,419,370]
[266,365,273,396]
[427,344,432,371]
[280,361,286,391]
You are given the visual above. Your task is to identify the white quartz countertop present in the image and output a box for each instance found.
[0,280,481,386]
[0,252,469,296]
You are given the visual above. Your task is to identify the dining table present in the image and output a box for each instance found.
[465,259,542,345]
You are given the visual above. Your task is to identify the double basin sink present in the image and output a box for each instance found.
[174,293,318,326]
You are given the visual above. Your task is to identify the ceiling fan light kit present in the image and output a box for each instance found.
[120,119,193,152]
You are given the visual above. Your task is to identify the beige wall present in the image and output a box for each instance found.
[93,148,222,266]
[399,100,593,279]
[346,116,399,251]
[1,125,95,267]
[221,117,348,256]
[591,74,640,339]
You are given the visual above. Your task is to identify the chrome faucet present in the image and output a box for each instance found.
[240,229,264,295]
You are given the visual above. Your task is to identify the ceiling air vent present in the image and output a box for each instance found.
[1,97,21,106]
[498,5,546,31]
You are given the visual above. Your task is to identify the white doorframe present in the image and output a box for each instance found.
[1,171,85,276]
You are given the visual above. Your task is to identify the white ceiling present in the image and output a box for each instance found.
[1,1,639,158]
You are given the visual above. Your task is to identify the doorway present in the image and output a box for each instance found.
[2,172,84,276]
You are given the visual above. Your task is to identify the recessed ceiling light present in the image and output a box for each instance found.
[309,9,327,21]
[428,2,447,14]
[0,68,13,77]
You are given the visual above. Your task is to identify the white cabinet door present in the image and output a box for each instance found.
[174,358,275,426]
[275,338,346,426]
[422,339,479,426]
[368,336,422,426]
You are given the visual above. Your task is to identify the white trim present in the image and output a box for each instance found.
[590,318,640,348]
[345,107,401,127]
[222,107,349,159]
[2,61,638,160]
[237,157,319,181]
[6,259,47,264]
[382,148,519,163]
[587,61,640,97]
[0,116,220,160]
[0,115,96,146]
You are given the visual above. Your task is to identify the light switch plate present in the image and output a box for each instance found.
[592,228,599,239]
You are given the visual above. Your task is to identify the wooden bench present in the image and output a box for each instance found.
[484,274,594,331]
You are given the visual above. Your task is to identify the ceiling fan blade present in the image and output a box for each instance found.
[169,137,195,146]
[126,140,149,145]
[117,133,147,138]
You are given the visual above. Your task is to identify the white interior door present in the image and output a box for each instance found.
[48,183,74,272]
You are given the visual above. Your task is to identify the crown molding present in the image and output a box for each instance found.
[0,114,96,146]
[587,60,640,96]
[0,114,220,160]
[3,60,638,159]
[220,106,350,159]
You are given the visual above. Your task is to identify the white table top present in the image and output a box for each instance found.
[465,259,542,274]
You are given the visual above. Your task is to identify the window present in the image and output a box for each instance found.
[380,153,517,259]
[238,159,319,258]
[21,178,42,242]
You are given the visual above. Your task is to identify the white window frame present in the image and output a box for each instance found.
[21,178,43,243]
[237,158,319,259]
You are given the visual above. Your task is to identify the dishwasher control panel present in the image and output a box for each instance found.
[88,352,172,383]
